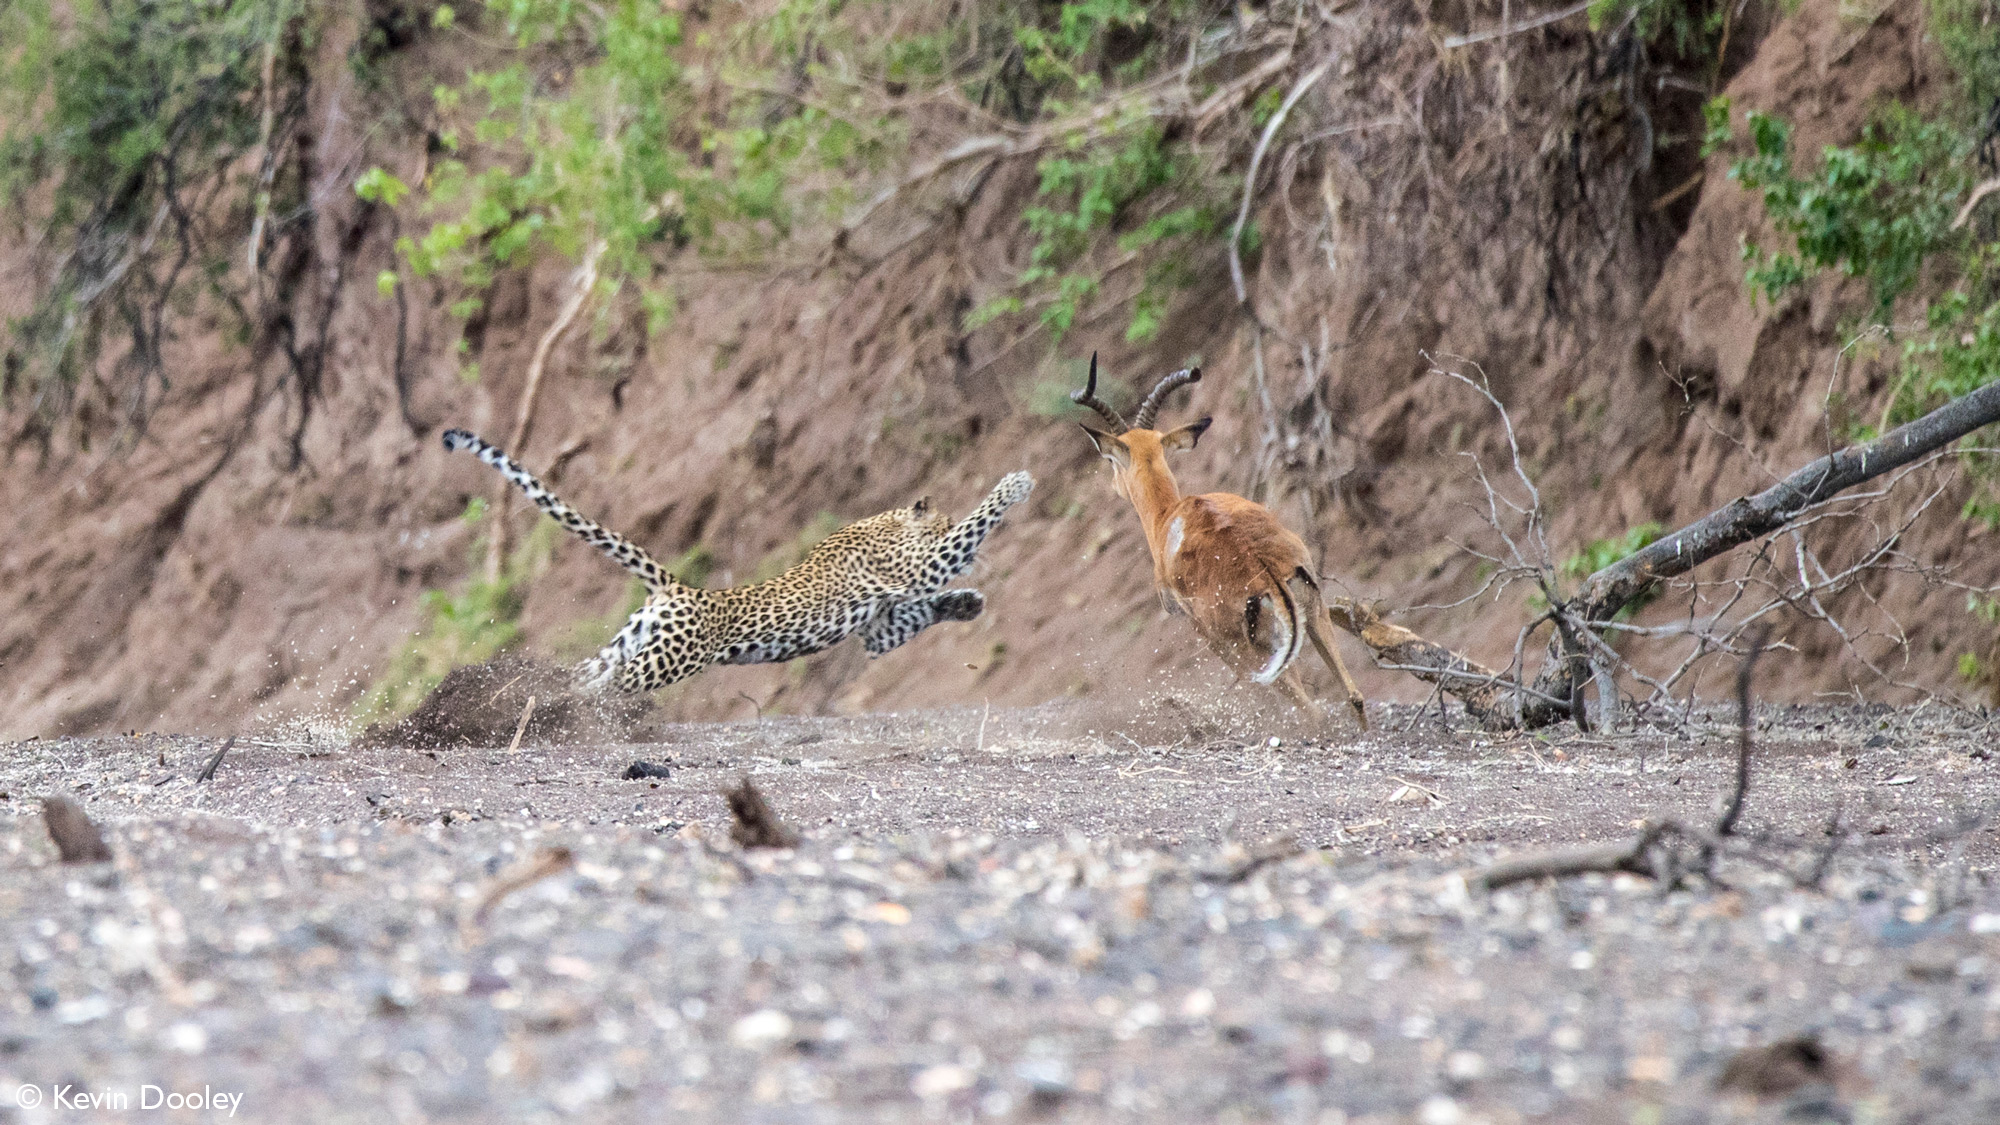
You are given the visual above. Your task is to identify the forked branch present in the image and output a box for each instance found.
[1320,374,2000,732]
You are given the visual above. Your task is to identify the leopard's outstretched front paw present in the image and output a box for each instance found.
[991,470,1035,507]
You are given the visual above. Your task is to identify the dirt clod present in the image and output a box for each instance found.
[622,759,672,779]
[357,655,650,749]
[1717,1034,1835,1098]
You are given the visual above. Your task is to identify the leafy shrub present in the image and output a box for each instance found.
[1710,0,2000,622]
[0,0,309,430]
[1587,0,1732,59]
[1727,105,1971,314]
[1561,522,1666,583]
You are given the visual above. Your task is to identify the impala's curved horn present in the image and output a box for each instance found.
[1132,366,1201,431]
[1070,352,1128,432]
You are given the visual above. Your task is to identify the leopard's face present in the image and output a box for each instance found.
[893,500,956,546]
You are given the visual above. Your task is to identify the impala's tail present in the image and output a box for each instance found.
[442,429,679,592]
[1244,561,1305,685]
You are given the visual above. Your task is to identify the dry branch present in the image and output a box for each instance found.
[1324,596,1527,729]
[1512,378,2000,727]
[1470,631,1790,891]
[1470,823,1674,890]
[1581,380,2000,623]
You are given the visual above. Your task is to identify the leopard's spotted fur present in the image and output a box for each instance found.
[441,429,1033,692]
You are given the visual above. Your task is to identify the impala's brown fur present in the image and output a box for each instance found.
[1075,357,1368,731]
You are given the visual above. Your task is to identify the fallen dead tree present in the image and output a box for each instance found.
[1325,373,2000,731]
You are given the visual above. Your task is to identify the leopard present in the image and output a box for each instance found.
[440,429,1034,693]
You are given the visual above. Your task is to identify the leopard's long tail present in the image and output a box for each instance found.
[442,429,680,592]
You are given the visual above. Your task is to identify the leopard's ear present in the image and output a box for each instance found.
[912,496,932,514]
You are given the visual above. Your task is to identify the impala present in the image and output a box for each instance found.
[1073,356,1368,731]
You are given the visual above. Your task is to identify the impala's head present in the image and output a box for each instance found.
[1072,354,1211,499]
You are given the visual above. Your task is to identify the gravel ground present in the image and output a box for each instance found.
[3,700,1999,1123]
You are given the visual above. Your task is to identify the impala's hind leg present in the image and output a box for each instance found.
[1271,664,1332,725]
[1305,611,1368,731]
[1291,573,1368,732]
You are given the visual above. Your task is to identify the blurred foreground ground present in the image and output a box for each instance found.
[3,700,1999,1123]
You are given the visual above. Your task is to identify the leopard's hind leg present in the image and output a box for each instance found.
[578,601,713,693]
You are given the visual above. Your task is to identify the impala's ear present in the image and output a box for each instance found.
[1160,416,1212,452]
[1079,423,1131,468]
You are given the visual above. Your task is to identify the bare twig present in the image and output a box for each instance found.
[244,40,279,276]
[1230,53,1337,305]
[506,696,537,755]
[1952,176,2000,230]
[1441,0,1593,48]
[196,736,236,783]
[1705,628,1771,869]
[468,846,575,929]
[485,239,606,581]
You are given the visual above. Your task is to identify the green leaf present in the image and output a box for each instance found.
[354,166,411,207]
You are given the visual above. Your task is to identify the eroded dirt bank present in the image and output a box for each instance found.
[3,703,1998,1122]
[2,0,1996,742]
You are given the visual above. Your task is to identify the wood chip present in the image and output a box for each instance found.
[724,776,799,849]
[506,695,538,754]
[42,796,113,864]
